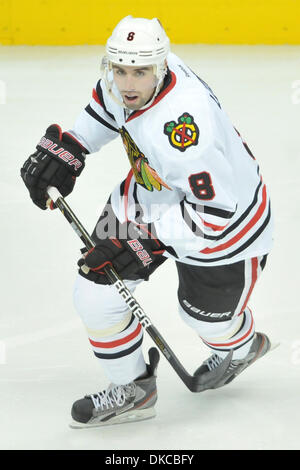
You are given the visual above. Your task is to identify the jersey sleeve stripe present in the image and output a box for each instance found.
[182,179,264,243]
[179,200,206,238]
[186,202,271,263]
[184,197,236,220]
[210,180,263,241]
[180,200,233,240]
[203,205,236,219]
[85,104,119,133]
[200,184,267,254]
[198,217,229,232]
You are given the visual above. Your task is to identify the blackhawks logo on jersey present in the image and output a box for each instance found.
[164,113,199,152]
[120,127,171,192]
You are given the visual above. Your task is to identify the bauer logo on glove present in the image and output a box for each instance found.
[126,239,153,267]
[78,221,165,284]
[38,136,83,172]
[20,124,88,210]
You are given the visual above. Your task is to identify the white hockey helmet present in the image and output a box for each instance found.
[101,15,170,109]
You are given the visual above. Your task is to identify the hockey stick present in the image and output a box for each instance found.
[46,186,228,393]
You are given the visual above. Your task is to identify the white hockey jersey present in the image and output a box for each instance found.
[69,52,273,266]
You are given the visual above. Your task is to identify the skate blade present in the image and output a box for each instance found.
[69,407,156,429]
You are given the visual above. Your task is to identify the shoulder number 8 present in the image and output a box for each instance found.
[188,172,215,200]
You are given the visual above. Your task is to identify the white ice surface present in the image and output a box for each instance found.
[0,44,300,450]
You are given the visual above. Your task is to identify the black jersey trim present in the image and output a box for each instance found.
[184,198,236,220]
[188,67,222,109]
[85,104,119,133]
[182,180,263,242]
[95,80,117,121]
[203,204,236,219]
[213,181,263,241]
[132,183,145,224]
[186,202,271,263]
[120,179,126,196]
[180,199,206,238]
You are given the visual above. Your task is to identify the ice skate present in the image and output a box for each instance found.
[70,348,159,428]
[194,332,276,391]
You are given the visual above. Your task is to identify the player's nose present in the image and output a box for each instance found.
[123,74,136,91]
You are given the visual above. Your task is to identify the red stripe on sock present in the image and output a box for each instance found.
[204,309,254,348]
[89,323,142,349]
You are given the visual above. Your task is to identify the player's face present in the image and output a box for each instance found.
[112,65,157,110]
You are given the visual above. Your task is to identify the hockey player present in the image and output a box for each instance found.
[20,16,274,428]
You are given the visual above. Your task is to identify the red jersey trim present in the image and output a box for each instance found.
[200,185,267,255]
[92,88,102,106]
[198,215,229,232]
[124,169,134,221]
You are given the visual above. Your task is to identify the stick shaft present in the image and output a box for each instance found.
[47,186,199,391]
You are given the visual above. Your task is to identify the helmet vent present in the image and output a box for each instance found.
[108,47,118,54]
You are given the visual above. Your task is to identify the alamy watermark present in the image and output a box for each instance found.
[0,80,6,104]
[94,201,209,253]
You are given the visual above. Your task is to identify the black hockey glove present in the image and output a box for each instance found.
[78,222,165,284]
[20,124,87,210]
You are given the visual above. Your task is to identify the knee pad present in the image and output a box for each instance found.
[73,274,140,335]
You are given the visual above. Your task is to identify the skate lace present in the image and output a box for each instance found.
[205,354,223,371]
[90,383,136,411]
